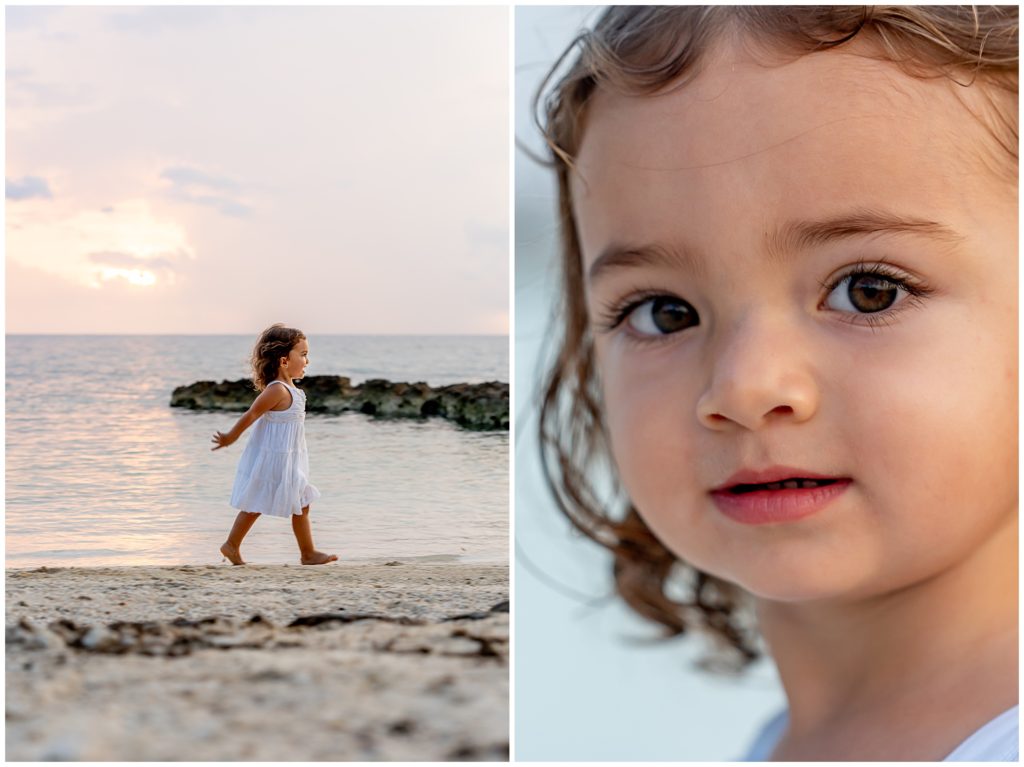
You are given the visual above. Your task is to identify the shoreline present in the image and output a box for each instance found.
[7,562,509,761]
[6,562,508,624]
[6,554,507,572]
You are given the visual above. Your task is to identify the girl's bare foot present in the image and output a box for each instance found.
[301,551,338,565]
[220,542,246,565]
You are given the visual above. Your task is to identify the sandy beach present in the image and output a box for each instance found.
[6,562,508,761]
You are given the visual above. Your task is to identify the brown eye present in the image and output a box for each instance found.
[849,275,898,312]
[626,296,699,335]
[826,273,905,314]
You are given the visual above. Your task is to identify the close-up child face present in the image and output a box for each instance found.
[574,36,1017,603]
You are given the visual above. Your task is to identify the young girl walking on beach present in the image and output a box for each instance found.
[213,324,337,566]
[537,6,1016,761]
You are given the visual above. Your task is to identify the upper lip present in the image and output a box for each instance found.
[712,465,847,492]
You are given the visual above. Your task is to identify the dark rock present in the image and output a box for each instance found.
[442,602,510,622]
[287,613,422,628]
[388,719,416,736]
[287,613,357,627]
[170,376,508,431]
[442,611,490,622]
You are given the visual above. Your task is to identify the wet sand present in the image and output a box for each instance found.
[6,562,508,761]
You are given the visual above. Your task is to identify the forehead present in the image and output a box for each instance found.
[293,338,309,351]
[572,39,1008,260]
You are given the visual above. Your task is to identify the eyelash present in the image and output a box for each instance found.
[595,288,668,336]
[596,261,934,338]
[819,260,934,330]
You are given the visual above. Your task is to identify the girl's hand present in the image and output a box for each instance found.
[210,386,287,451]
[211,431,236,450]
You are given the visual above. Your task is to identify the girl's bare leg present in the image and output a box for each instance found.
[291,506,338,565]
[221,511,260,565]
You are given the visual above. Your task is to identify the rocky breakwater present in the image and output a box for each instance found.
[170,375,508,431]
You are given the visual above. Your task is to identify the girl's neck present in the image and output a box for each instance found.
[756,509,1017,738]
[275,374,293,386]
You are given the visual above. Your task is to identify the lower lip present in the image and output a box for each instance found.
[710,480,851,525]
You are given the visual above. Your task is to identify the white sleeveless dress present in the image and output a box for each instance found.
[229,380,320,518]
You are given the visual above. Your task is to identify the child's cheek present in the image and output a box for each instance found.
[597,340,701,515]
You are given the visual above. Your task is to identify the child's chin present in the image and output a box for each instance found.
[741,581,844,603]
[727,564,869,604]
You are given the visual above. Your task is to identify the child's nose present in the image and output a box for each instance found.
[696,312,820,432]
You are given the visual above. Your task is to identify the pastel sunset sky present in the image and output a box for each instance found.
[6,6,508,334]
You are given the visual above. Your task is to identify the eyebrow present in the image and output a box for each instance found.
[587,208,965,284]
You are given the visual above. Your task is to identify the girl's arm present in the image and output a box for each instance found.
[211,385,289,450]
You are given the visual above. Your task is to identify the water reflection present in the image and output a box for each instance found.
[7,336,508,567]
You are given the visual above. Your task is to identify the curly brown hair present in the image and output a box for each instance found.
[536,6,1018,671]
[250,323,306,392]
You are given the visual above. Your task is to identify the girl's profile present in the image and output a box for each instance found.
[534,6,1017,761]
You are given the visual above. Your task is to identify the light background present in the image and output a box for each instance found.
[6,6,508,335]
[514,6,787,761]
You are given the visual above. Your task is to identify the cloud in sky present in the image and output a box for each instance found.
[6,6,508,334]
[87,250,181,272]
[6,176,53,200]
[160,166,240,193]
[7,260,198,333]
[7,199,195,291]
[86,249,190,285]
[6,67,96,112]
[6,6,63,33]
[160,166,252,218]
[106,6,228,35]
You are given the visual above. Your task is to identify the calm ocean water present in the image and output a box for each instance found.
[6,335,508,568]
